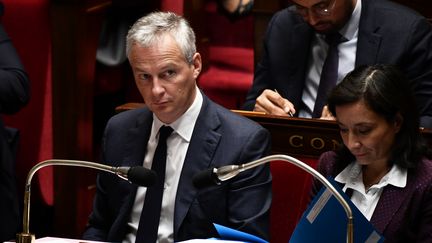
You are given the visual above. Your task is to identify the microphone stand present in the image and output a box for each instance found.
[213,154,354,243]
[16,159,139,243]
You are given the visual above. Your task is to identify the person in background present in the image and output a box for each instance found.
[83,11,271,242]
[243,0,432,129]
[218,0,254,18]
[0,2,31,242]
[313,64,432,242]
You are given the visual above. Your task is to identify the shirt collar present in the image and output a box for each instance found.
[335,161,407,191]
[340,0,361,41]
[152,86,203,142]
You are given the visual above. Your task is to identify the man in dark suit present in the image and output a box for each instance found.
[243,0,432,128]
[0,2,30,241]
[83,11,272,242]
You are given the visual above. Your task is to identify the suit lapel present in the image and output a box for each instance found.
[123,111,153,167]
[113,110,154,234]
[355,0,382,66]
[173,96,222,234]
[289,22,314,107]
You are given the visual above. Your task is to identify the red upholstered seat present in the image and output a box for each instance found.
[270,158,318,243]
[197,1,254,109]
[199,46,254,109]
[2,0,53,205]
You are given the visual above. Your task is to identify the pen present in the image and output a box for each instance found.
[274,89,293,117]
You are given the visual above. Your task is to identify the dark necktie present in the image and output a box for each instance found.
[135,125,173,243]
[313,33,346,118]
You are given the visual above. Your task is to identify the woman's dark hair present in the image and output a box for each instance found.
[327,64,431,171]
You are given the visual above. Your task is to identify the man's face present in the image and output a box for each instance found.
[291,0,356,34]
[128,34,202,124]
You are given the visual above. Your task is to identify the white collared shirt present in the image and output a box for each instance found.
[123,87,203,243]
[335,162,407,220]
[299,0,361,118]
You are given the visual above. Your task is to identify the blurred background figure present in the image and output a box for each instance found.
[0,1,31,241]
[218,0,254,18]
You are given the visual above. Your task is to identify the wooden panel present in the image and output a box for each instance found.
[115,102,146,113]
[115,105,432,157]
[232,110,432,157]
[233,110,341,158]
[51,0,110,237]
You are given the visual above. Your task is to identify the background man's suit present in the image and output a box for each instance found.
[0,2,30,241]
[243,0,432,128]
[83,94,272,241]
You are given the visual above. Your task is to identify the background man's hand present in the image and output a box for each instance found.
[253,89,295,116]
[320,105,335,120]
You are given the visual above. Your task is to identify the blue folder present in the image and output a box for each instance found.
[290,177,384,243]
[212,223,268,243]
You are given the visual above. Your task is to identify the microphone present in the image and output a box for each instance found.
[192,154,354,243]
[16,159,157,243]
[119,166,157,186]
[192,167,221,188]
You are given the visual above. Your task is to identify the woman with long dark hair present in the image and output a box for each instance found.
[314,64,432,242]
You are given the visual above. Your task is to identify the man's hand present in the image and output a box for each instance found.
[253,89,295,116]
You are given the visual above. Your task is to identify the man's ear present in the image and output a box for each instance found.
[192,52,202,79]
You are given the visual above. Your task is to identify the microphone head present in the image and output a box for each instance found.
[192,168,220,189]
[127,166,157,187]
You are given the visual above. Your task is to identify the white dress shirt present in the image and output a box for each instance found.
[123,87,203,243]
[335,162,407,220]
[299,0,361,118]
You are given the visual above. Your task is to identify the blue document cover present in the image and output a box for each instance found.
[290,177,384,243]
[212,223,268,243]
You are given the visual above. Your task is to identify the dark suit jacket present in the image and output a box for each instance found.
[0,3,30,241]
[83,94,272,242]
[243,0,432,128]
[314,151,432,242]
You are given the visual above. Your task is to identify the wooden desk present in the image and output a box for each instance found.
[115,105,432,158]
[116,104,342,159]
[232,110,341,159]
[232,110,432,157]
